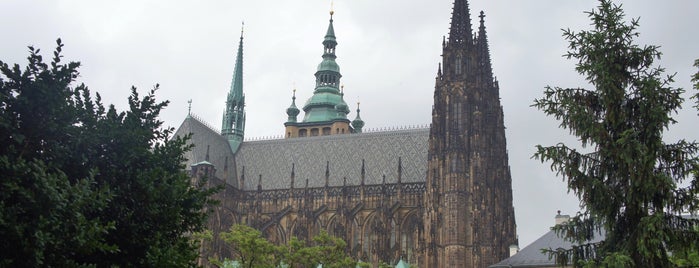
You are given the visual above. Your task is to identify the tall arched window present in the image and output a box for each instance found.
[455,54,463,75]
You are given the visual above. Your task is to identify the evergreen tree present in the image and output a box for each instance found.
[0,39,216,266]
[533,1,699,267]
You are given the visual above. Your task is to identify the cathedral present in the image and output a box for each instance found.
[175,0,517,266]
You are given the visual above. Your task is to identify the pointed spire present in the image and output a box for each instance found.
[231,22,244,103]
[360,159,366,185]
[316,10,340,85]
[325,161,330,187]
[205,145,210,162]
[477,11,494,84]
[290,163,296,189]
[222,21,246,153]
[448,0,474,46]
[326,4,336,43]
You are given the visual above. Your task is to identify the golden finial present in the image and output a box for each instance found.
[292,82,297,97]
[330,0,334,16]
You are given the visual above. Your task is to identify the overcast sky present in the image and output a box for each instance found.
[2,0,698,248]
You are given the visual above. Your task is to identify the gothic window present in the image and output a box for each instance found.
[299,129,308,137]
[322,127,331,135]
[400,214,420,264]
[450,157,460,173]
[455,54,462,75]
[451,101,464,132]
[311,128,319,136]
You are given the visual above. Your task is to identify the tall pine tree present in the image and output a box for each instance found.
[533,1,699,267]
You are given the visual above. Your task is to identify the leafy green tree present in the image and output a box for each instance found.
[285,230,355,268]
[0,39,216,266]
[0,40,115,267]
[693,59,699,112]
[216,225,357,268]
[533,1,699,267]
[215,224,282,268]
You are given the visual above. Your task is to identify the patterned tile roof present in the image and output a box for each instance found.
[174,116,238,186]
[235,128,429,190]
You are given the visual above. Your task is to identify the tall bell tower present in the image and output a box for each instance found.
[423,0,517,266]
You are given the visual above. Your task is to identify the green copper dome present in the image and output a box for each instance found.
[317,58,340,73]
[302,92,349,122]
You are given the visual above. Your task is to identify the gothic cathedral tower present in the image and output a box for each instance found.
[424,0,517,267]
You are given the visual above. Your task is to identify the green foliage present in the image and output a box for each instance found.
[216,224,282,268]
[0,39,216,266]
[533,1,699,267]
[216,224,357,268]
[293,230,355,268]
[0,156,114,267]
[693,59,699,113]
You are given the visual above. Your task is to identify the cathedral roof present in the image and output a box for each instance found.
[234,128,429,190]
[174,115,238,186]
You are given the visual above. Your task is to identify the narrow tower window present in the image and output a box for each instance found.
[455,54,463,75]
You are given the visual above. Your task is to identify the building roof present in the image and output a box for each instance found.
[489,228,604,268]
[234,127,429,190]
[174,115,238,185]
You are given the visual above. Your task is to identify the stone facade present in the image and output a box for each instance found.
[176,0,517,267]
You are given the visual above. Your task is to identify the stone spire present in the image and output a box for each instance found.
[477,11,494,86]
[222,22,246,152]
[447,0,474,46]
[424,0,517,266]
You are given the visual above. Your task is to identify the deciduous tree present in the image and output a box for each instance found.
[0,39,216,267]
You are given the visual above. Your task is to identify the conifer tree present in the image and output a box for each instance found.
[533,1,699,267]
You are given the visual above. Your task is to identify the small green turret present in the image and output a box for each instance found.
[286,89,300,123]
[351,102,364,133]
